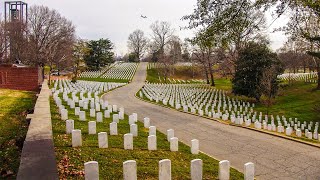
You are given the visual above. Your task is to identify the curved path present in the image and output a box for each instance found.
[103,62,320,180]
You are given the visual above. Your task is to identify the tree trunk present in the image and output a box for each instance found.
[209,69,215,86]
[48,66,52,86]
[317,63,320,90]
[208,63,215,86]
[204,67,209,84]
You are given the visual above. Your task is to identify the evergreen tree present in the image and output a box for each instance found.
[84,38,114,70]
[232,42,283,101]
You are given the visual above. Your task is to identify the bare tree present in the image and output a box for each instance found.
[191,48,210,84]
[28,5,75,83]
[167,35,182,64]
[281,7,320,89]
[0,18,8,63]
[190,31,218,86]
[72,39,90,81]
[260,65,280,114]
[150,21,174,56]
[127,29,148,61]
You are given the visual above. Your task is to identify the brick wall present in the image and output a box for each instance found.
[0,65,43,91]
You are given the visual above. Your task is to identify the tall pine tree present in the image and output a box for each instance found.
[84,38,114,70]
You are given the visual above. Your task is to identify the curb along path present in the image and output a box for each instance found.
[103,62,320,180]
[17,80,58,180]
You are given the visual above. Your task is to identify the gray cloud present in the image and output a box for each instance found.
[0,0,287,55]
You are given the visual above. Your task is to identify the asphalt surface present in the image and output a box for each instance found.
[103,62,320,180]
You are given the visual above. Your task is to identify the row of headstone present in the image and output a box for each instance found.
[70,125,200,154]
[78,66,109,78]
[140,83,320,141]
[278,72,318,83]
[84,159,255,180]
[100,62,138,80]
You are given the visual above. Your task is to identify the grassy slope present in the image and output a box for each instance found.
[0,89,36,178]
[201,79,320,123]
[255,82,320,123]
[51,97,243,179]
[146,68,161,83]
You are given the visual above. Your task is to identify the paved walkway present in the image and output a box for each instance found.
[103,62,320,180]
[17,80,58,180]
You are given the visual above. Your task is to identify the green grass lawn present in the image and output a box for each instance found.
[0,89,36,178]
[255,82,320,123]
[146,68,161,83]
[51,97,243,179]
[214,78,233,90]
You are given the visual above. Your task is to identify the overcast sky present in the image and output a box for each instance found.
[0,0,288,56]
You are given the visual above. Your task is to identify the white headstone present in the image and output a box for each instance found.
[75,107,80,116]
[124,133,133,150]
[244,162,254,180]
[191,139,199,155]
[84,161,99,180]
[148,135,157,150]
[61,109,68,120]
[107,105,112,112]
[110,122,118,135]
[130,124,138,137]
[170,137,178,152]
[79,111,86,121]
[123,160,137,180]
[132,113,138,122]
[307,132,312,139]
[104,110,110,118]
[219,160,230,180]
[119,111,124,120]
[159,159,171,180]
[113,114,119,123]
[83,102,89,110]
[70,100,75,109]
[95,103,100,111]
[113,105,118,112]
[191,159,203,180]
[129,115,135,125]
[90,109,96,117]
[167,129,174,142]
[144,117,150,128]
[88,121,96,134]
[96,112,103,122]
[98,132,108,148]
[285,127,292,135]
[66,119,74,134]
[72,130,82,147]
[149,126,156,136]
[296,129,302,137]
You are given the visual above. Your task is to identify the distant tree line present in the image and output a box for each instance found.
[0,5,115,83]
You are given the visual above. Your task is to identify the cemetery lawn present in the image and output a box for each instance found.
[215,79,320,123]
[255,82,320,123]
[0,89,36,178]
[50,98,243,179]
[78,77,129,83]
